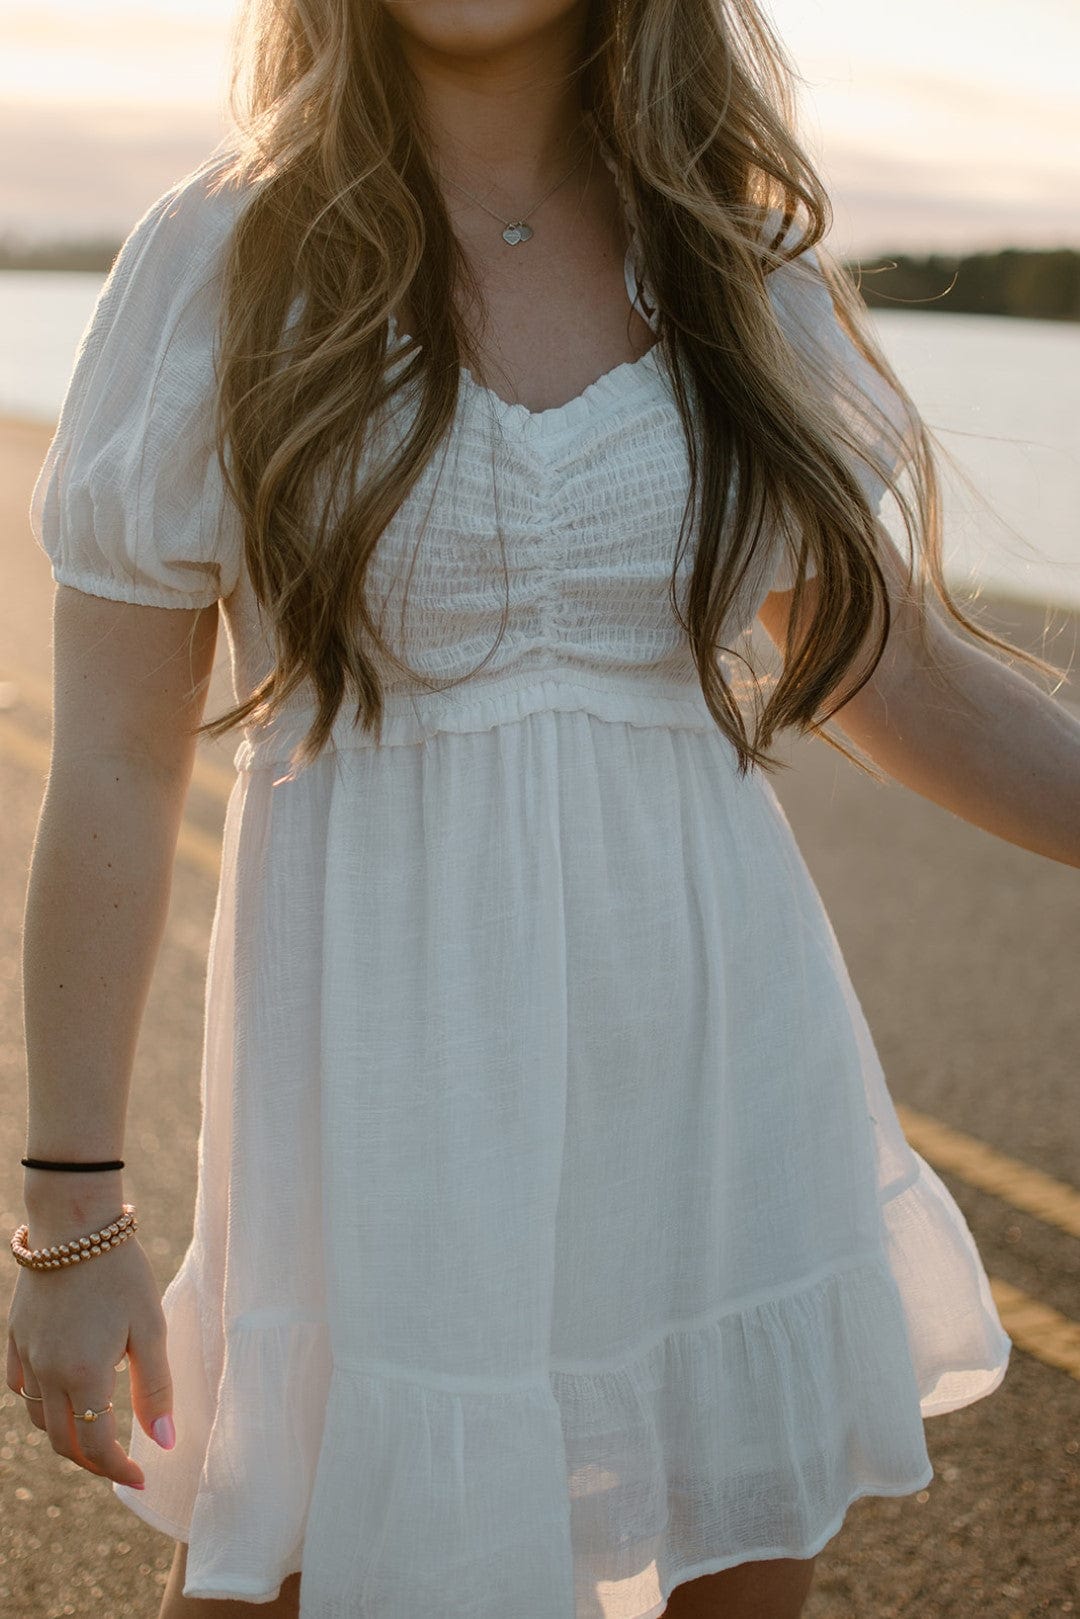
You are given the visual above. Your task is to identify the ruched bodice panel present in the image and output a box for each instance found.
[224,348,753,769]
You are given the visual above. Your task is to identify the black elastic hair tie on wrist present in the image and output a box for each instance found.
[21,1158,125,1172]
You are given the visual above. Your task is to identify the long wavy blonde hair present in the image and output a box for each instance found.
[194,0,1059,778]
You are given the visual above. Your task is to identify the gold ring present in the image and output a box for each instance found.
[74,1402,114,1422]
[18,1387,43,1402]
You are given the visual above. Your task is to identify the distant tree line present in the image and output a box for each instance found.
[0,234,123,273]
[1,231,1078,322]
[846,248,1080,323]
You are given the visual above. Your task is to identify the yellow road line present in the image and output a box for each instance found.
[896,1102,1080,1239]
[989,1278,1080,1381]
[189,747,236,802]
[171,820,222,880]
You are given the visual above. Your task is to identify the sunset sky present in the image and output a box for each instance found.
[2,0,1078,258]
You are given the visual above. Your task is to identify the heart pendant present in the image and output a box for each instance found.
[502,222,533,245]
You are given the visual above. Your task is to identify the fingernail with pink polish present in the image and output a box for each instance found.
[151,1414,175,1450]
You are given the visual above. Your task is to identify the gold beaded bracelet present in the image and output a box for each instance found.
[9,1205,138,1271]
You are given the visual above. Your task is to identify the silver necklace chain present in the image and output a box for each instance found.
[439,138,593,246]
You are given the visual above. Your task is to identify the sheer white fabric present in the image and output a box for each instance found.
[29,154,1009,1618]
[29,161,244,610]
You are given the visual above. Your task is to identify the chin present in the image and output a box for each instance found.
[380,0,586,57]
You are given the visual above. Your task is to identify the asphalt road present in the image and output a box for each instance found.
[1,414,1078,1618]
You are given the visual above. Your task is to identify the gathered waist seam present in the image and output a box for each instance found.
[232,671,721,771]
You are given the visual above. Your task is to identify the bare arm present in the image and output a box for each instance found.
[21,586,218,1244]
[757,531,1080,869]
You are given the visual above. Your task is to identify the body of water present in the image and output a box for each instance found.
[3,269,1077,610]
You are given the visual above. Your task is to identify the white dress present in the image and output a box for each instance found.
[30,151,1011,1619]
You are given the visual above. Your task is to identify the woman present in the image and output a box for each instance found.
[9,1,1078,1616]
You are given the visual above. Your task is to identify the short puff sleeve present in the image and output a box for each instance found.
[29,159,245,609]
[764,218,918,593]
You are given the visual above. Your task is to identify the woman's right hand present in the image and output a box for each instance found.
[5,1232,175,1489]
